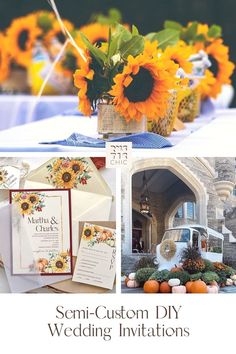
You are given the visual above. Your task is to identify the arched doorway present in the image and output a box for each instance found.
[122,158,208,255]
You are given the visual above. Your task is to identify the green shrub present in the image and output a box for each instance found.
[167,271,190,285]
[224,265,236,277]
[190,272,202,281]
[215,270,227,285]
[149,269,170,282]
[134,256,157,271]
[135,268,156,284]
[202,259,215,272]
[201,271,220,284]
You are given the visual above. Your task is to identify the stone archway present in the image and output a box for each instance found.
[122,158,208,255]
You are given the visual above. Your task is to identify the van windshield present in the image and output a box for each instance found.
[163,229,190,242]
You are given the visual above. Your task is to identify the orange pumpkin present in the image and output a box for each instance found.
[185,281,193,293]
[143,280,160,293]
[191,280,208,293]
[124,276,129,286]
[170,265,183,272]
[159,281,171,293]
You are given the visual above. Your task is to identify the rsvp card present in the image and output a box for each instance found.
[72,223,116,289]
[10,189,72,275]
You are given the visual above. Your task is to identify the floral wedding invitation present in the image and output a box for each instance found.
[10,189,72,275]
[72,223,116,289]
[0,166,21,189]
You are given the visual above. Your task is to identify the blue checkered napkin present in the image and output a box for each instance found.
[41,132,172,149]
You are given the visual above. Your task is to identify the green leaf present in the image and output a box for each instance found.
[79,32,106,66]
[195,34,206,42]
[116,24,132,46]
[149,29,180,49]
[120,35,145,58]
[145,32,157,42]
[164,20,183,31]
[107,32,120,61]
[181,22,198,43]
[132,25,139,36]
[108,8,122,23]
[208,24,222,38]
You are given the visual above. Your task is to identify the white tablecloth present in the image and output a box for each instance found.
[0,95,77,130]
[0,109,235,154]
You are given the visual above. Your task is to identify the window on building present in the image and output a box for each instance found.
[174,202,197,222]
[207,234,223,254]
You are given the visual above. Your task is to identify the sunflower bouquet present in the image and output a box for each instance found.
[73,24,181,135]
[0,10,77,94]
[164,21,235,100]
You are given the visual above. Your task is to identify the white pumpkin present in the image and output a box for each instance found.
[234,281,236,286]
[126,280,140,288]
[207,285,219,294]
[168,278,181,287]
[172,285,186,293]
[128,272,136,280]
[226,278,233,286]
[230,274,236,281]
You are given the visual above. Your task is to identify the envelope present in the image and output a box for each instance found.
[24,158,113,255]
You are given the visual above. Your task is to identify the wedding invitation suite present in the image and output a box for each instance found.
[72,223,116,289]
[10,189,72,275]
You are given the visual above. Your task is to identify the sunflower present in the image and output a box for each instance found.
[74,56,94,116]
[27,193,40,205]
[0,33,10,83]
[109,53,176,121]
[51,256,69,273]
[70,159,84,174]
[6,14,42,67]
[162,41,193,74]
[18,200,33,215]
[195,39,235,98]
[44,19,74,46]
[82,225,95,241]
[52,158,64,172]
[79,22,110,47]
[198,69,216,98]
[55,167,76,189]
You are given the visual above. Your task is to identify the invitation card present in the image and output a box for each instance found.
[10,189,72,275]
[0,166,21,189]
[72,223,116,289]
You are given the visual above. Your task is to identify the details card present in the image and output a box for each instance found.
[72,223,116,289]
[0,166,21,189]
[10,189,72,275]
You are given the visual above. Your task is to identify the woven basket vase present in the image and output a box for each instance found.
[177,87,201,122]
[97,103,147,136]
[147,91,178,137]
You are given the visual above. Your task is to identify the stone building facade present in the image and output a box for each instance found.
[121,157,236,274]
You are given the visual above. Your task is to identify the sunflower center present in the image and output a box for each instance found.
[0,177,3,181]
[172,58,180,66]
[57,32,66,44]
[62,172,72,182]
[84,228,92,237]
[21,202,29,211]
[72,164,80,173]
[124,67,154,103]
[29,196,36,203]
[18,30,29,51]
[55,260,64,269]
[208,55,219,77]
[94,37,107,47]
